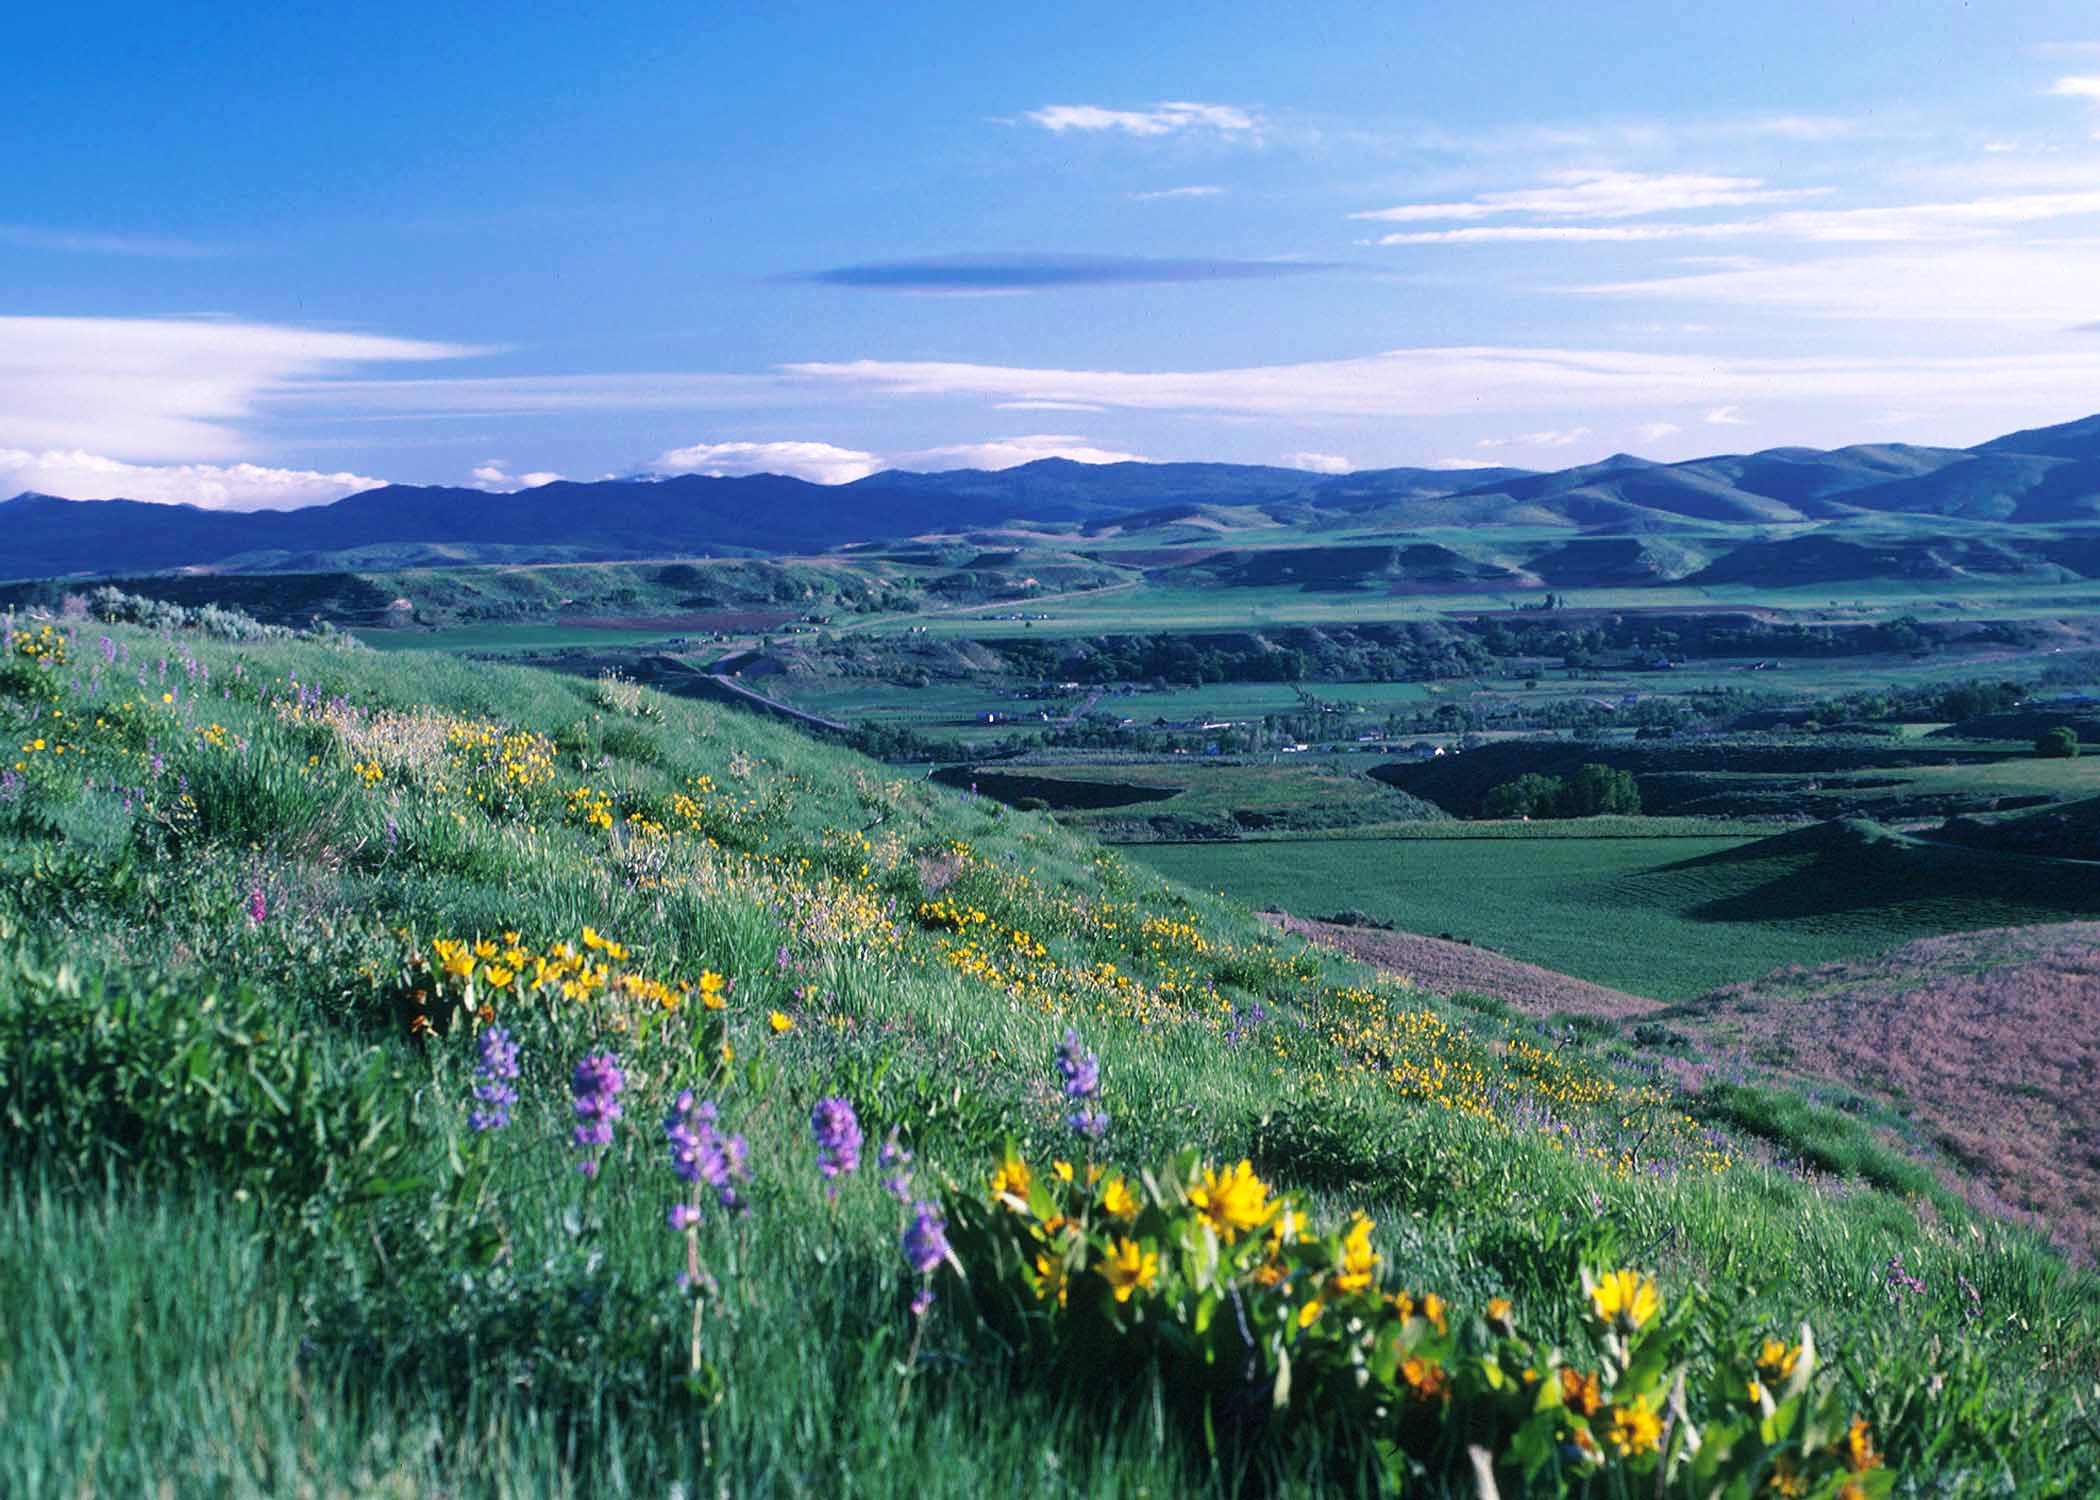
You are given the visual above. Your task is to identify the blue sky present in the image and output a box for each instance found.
[9,0,2100,506]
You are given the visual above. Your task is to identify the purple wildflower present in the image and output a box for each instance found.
[812,1096,863,1180]
[903,1201,950,1276]
[0,770,19,802]
[1055,1029,1108,1140]
[910,1287,935,1319]
[246,884,267,926]
[98,636,117,664]
[1885,1253,1926,1302]
[468,1026,521,1132]
[570,1052,626,1176]
[665,1089,748,1213]
[877,1125,914,1201]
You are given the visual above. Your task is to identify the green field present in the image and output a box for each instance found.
[1130,826,2100,999]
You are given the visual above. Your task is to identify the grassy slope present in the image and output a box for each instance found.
[3,617,2097,1495]
[1128,822,2100,1000]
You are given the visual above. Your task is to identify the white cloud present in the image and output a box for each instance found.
[1129,185,1223,201]
[892,434,1150,471]
[652,440,884,485]
[1354,170,1820,224]
[1576,242,2100,325]
[0,447,386,510]
[1375,189,2100,246]
[1432,458,1506,470]
[472,461,562,490]
[2052,74,2100,99]
[1631,422,1682,444]
[1280,450,1351,473]
[282,371,797,417]
[0,315,471,461]
[0,224,232,257]
[1705,406,1750,426]
[782,344,2100,430]
[994,400,1107,412]
[1517,426,1593,447]
[1024,101,1257,137]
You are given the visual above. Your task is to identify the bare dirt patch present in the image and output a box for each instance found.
[1681,923,2100,1257]
[1259,912,1659,1021]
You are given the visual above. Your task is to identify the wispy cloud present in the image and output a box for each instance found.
[1478,426,1593,450]
[786,253,1344,294]
[891,434,1150,471]
[1129,185,1224,201]
[1373,188,2100,245]
[1354,170,1820,224]
[0,447,386,509]
[1280,450,1351,473]
[0,315,473,461]
[1631,421,1682,444]
[1705,405,1750,425]
[781,344,2100,427]
[0,223,238,257]
[1023,101,1258,137]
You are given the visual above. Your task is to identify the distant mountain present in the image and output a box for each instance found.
[7,416,2100,580]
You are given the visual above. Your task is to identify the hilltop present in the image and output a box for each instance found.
[6,604,2098,1494]
[12,411,2100,580]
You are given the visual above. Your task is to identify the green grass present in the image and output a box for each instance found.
[4,611,2099,1495]
[1128,826,2100,998]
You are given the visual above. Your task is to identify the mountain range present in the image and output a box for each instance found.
[7,414,2100,580]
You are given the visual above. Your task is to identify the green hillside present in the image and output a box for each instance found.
[4,608,2097,1496]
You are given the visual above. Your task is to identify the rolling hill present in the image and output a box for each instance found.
[10,413,2100,580]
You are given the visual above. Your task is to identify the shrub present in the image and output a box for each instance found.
[2035,725,2080,759]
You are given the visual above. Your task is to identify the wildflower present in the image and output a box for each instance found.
[569,1052,626,1176]
[1588,1268,1660,1334]
[1098,1237,1159,1303]
[768,1010,794,1033]
[877,1126,914,1200]
[697,969,729,1008]
[1757,1338,1801,1382]
[1845,1415,1882,1473]
[1486,1296,1515,1333]
[1884,1254,1926,1302]
[1559,1366,1603,1416]
[903,1200,951,1275]
[1055,1029,1100,1098]
[1332,1214,1377,1293]
[1033,1251,1069,1307]
[467,1026,520,1132]
[1096,1173,1139,1219]
[246,884,267,926]
[811,1096,863,1179]
[989,1145,1034,1206]
[1605,1398,1662,1457]
[1187,1160,1275,1242]
[1399,1356,1450,1402]
[664,1089,748,1212]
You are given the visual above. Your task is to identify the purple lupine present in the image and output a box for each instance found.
[665,1090,748,1213]
[877,1125,914,1201]
[468,1026,521,1132]
[570,1052,626,1176]
[1055,1029,1109,1140]
[903,1200,950,1274]
[247,884,267,926]
[98,636,117,664]
[811,1096,863,1180]
[1885,1253,1926,1302]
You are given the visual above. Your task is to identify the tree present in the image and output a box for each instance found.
[2036,725,2081,759]
[1481,773,1566,819]
[1563,762,1642,817]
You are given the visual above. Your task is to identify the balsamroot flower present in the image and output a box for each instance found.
[811,1096,862,1179]
[467,1025,521,1132]
[1187,1159,1276,1242]
[569,1051,626,1176]
[1588,1268,1660,1334]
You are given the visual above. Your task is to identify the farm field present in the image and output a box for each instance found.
[1130,826,2100,999]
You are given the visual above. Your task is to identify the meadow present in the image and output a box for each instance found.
[4,606,2099,1496]
[1130,828,2100,999]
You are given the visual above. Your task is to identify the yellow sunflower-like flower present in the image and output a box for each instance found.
[1033,1252,1069,1307]
[1098,1238,1159,1303]
[990,1148,1034,1205]
[1589,1268,1660,1333]
[1187,1159,1276,1242]
[1846,1415,1882,1473]
[1559,1366,1603,1416]
[1605,1399,1662,1458]
[697,970,729,1009]
[1757,1338,1801,1381]
[768,1010,794,1033]
[1486,1296,1515,1332]
[483,964,515,991]
[1399,1355,1450,1402]
[1332,1214,1377,1293]
[1096,1174,1139,1219]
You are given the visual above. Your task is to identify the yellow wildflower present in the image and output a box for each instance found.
[990,1148,1034,1205]
[1097,1238,1159,1303]
[484,964,515,990]
[1297,1298,1323,1329]
[1846,1416,1881,1473]
[1559,1366,1603,1417]
[1486,1296,1515,1332]
[1589,1269,1660,1333]
[1757,1338,1801,1381]
[1033,1252,1068,1307]
[698,970,728,1009]
[1332,1215,1377,1293]
[1605,1399,1662,1458]
[1399,1355,1449,1402]
[1097,1174,1138,1219]
[768,1010,794,1033]
[1186,1159,1275,1242]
